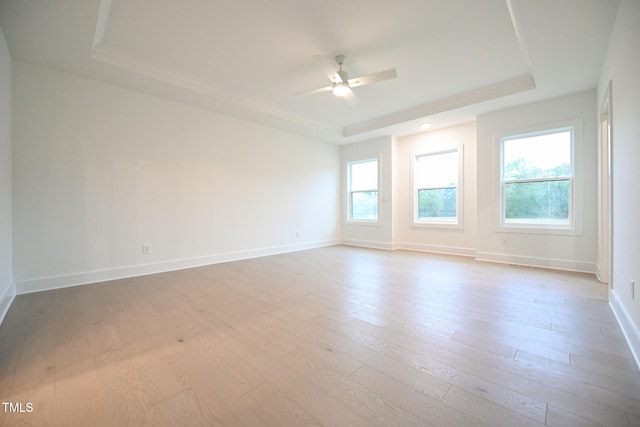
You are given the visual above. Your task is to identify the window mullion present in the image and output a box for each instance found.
[417,185,457,191]
[504,177,571,185]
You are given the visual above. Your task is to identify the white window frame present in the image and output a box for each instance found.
[495,119,583,236]
[347,157,379,223]
[411,144,464,229]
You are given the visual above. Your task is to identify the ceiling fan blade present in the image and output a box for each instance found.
[343,89,359,106]
[348,68,397,88]
[298,84,333,95]
[336,69,348,83]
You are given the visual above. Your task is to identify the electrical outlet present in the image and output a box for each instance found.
[296,231,300,238]
[632,279,635,300]
[142,244,151,255]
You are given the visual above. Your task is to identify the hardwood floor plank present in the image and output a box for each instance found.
[167,347,268,427]
[391,318,634,425]
[347,317,549,423]
[349,363,500,427]
[0,246,638,426]
[89,352,158,424]
[243,310,364,377]
[281,349,428,426]
[0,335,23,399]
[627,413,640,426]
[4,379,55,426]
[53,359,104,427]
[442,385,544,427]
[545,405,607,427]
[241,382,323,426]
[223,332,372,427]
[179,341,265,397]
[517,349,640,397]
[570,352,640,382]
[147,388,226,427]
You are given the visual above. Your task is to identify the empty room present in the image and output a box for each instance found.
[1,0,639,426]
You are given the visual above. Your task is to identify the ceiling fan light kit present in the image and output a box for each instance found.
[332,55,351,97]
[332,81,351,97]
[306,54,397,98]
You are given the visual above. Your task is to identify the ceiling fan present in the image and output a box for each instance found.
[307,55,397,97]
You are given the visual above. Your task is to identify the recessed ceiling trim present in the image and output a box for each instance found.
[506,0,533,73]
[90,0,341,139]
[90,45,342,137]
[92,0,113,47]
[343,74,536,137]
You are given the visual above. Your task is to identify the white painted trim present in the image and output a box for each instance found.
[92,0,113,47]
[609,290,640,370]
[475,251,596,274]
[341,243,593,273]
[346,156,381,224]
[410,144,464,230]
[506,0,533,73]
[15,239,339,295]
[344,74,536,137]
[0,282,16,325]
[341,239,396,251]
[493,119,585,237]
[595,265,606,284]
[396,242,475,258]
[89,46,341,140]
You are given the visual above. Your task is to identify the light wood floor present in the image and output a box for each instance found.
[1,246,639,426]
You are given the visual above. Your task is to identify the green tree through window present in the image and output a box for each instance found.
[502,129,572,226]
[414,148,460,224]
[348,159,378,221]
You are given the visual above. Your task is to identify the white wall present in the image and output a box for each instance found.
[0,25,14,321]
[395,122,477,256]
[341,136,395,249]
[599,0,640,366]
[476,90,598,272]
[12,62,340,293]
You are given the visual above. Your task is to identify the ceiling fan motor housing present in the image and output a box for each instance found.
[335,55,348,83]
[337,69,349,83]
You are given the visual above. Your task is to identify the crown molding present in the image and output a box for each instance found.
[343,74,535,137]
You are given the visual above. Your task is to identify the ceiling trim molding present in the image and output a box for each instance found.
[506,0,534,73]
[92,0,113,47]
[90,1,342,140]
[343,74,536,137]
[88,0,536,143]
[90,45,342,137]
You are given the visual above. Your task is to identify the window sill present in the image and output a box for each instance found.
[346,220,380,226]
[411,221,463,230]
[496,224,581,236]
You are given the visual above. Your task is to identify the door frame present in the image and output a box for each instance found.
[598,81,613,287]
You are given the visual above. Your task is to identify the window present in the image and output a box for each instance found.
[413,148,462,226]
[348,158,378,221]
[501,128,573,228]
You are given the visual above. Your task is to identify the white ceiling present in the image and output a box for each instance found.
[0,0,619,144]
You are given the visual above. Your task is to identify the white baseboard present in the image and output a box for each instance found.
[609,290,640,370]
[15,239,340,295]
[0,282,16,326]
[342,240,474,256]
[396,242,475,258]
[475,251,596,274]
[341,239,396,251]
[341,243,593,274]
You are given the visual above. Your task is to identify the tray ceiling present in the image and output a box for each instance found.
[0,0,619,143]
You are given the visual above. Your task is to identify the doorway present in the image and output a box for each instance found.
[598,81,612,286]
